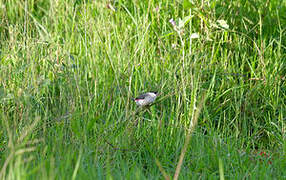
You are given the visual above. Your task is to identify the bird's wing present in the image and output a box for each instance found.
[135,94,148,100]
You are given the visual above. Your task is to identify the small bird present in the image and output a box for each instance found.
[133,92,158,107]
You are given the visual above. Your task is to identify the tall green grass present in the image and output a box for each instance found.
[0,0,286,179]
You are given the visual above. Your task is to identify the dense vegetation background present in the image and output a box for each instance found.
[0,0,286,179]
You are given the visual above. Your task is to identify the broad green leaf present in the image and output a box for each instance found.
[183,0,194,10]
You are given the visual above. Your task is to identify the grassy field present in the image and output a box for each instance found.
[1,0,286,179]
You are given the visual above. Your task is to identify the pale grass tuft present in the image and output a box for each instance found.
[173,93,206,180]
[0,116,41,179]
